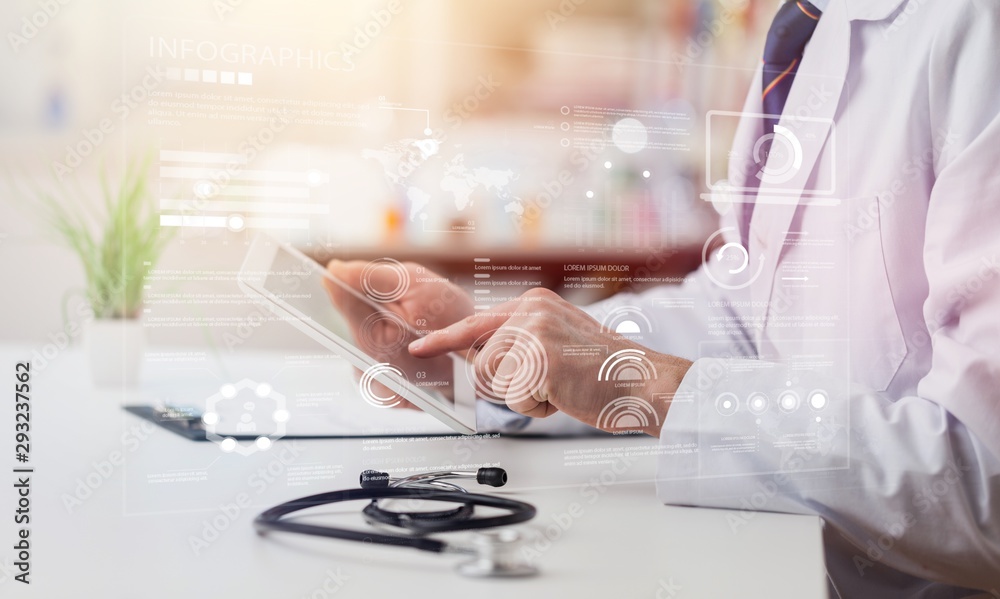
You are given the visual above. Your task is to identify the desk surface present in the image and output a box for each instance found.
[0,346,828,598]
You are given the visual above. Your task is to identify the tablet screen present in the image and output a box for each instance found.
[264,247,354,342]
[253,241,460,412]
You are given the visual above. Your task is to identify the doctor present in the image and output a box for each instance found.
[330,0,1000,594]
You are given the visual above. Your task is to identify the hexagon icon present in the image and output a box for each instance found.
[202,378,288,456]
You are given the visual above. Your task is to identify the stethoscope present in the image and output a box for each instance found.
[255,467,540,577]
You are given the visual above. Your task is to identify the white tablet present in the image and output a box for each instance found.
[237,234,477,435]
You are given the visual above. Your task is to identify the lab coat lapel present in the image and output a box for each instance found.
[729,67,765,241]
[755,0,852,328]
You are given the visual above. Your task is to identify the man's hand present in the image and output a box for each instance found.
[409,288,693,437]
[324,259,474,408]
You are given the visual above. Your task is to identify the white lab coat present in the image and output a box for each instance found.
[519,0,1000,595]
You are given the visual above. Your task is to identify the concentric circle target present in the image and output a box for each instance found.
[359,311,409,356]
[469,326,548,406]
[747,392,769,415]
[715,391,739,416]
[361,258,410,303]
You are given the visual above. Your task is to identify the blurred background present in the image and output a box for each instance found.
[0,0,774,353]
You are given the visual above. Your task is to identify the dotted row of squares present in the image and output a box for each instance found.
[164,67,252,85]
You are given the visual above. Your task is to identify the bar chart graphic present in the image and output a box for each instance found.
[156,149,330,233]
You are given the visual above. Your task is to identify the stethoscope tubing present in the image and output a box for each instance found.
[254,486,536,553]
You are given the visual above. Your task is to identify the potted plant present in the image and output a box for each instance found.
[36,157,171,387]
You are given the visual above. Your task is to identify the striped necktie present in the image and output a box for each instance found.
[762,0,823,132]
[740,0,822,243]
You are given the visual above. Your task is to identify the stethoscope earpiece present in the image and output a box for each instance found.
[359,469,390,489]
[475,467,508,487]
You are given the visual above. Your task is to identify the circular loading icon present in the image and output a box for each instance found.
[753,124,803,185]
[701,227,765,290]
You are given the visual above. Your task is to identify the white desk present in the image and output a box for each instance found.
[0,347,828,598]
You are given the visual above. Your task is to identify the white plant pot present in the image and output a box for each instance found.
[85,318,144,388]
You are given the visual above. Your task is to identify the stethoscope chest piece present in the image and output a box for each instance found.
[454,530,539,578]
